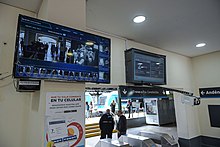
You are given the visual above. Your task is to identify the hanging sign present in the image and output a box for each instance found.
[199,87,220,98]
[119,85,167,98]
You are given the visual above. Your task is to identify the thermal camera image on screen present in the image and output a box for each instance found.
[134,52,165,84]
[13,15,111,83]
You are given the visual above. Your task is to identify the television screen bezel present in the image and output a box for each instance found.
[125,48,166,85]
[12,14,111,84]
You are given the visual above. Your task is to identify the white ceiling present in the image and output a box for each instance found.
[1,0,220,57]
[86,0,220,57]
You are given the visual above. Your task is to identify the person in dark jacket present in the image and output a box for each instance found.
[99,109,115,139]
[127,100,132,118]
[110,100,116,114]
[116,110,127,138]
[85,101,89,119]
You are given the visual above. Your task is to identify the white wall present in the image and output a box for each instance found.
[38,0,86,30]
[192,51,220,89]
[37,0,48,19]
[192,51,220,138]
[0,3,36,73]
[0,3,35,147]
[110,37,127,85]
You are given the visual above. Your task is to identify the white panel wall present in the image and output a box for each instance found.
[0,3,35,147]
[173,93,189,138]
[192,51,220,138]
[110,37,126,85]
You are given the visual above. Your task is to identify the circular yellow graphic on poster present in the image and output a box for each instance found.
[67,122,83,147]
[68,128,75,136]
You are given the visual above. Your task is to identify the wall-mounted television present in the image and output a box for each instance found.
[208,105,220,128]
[13,15,111,83]
[125,48,166,85]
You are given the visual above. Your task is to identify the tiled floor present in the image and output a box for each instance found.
[86,124,178,147]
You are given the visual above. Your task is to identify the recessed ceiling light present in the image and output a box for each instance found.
[133,16,146,23]
[196,43,206,47]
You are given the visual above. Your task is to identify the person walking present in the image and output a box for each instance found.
[85,101,89,119]
[99,109,115,139]
[127,100,132,118]
[116,110,127,138]
[110,100,116,114]
[89,101,93,118]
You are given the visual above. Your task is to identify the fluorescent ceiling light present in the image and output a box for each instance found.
[196,43,206,47]
[133,16,146,23]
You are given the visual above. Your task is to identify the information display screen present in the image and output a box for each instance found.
[13,15,111,83]
[134,52,165,84]
[125,48,166,85]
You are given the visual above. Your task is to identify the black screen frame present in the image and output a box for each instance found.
[125,48,166,85]
[12,14,111,84]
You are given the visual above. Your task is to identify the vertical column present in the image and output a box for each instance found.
[174,92,201,146]
[25,1,87,147]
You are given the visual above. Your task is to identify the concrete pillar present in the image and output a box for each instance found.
[25,1,87,147]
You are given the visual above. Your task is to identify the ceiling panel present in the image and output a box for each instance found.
[86,0,220,57]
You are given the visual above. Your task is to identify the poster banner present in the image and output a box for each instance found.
[45,92,85,147]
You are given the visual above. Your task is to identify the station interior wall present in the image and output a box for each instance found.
[0,1,219,147]
[192,52,220,138]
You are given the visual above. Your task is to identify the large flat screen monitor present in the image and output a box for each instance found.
[125,48,166,85]
[13,15,111,83]
[208,105,220,128]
